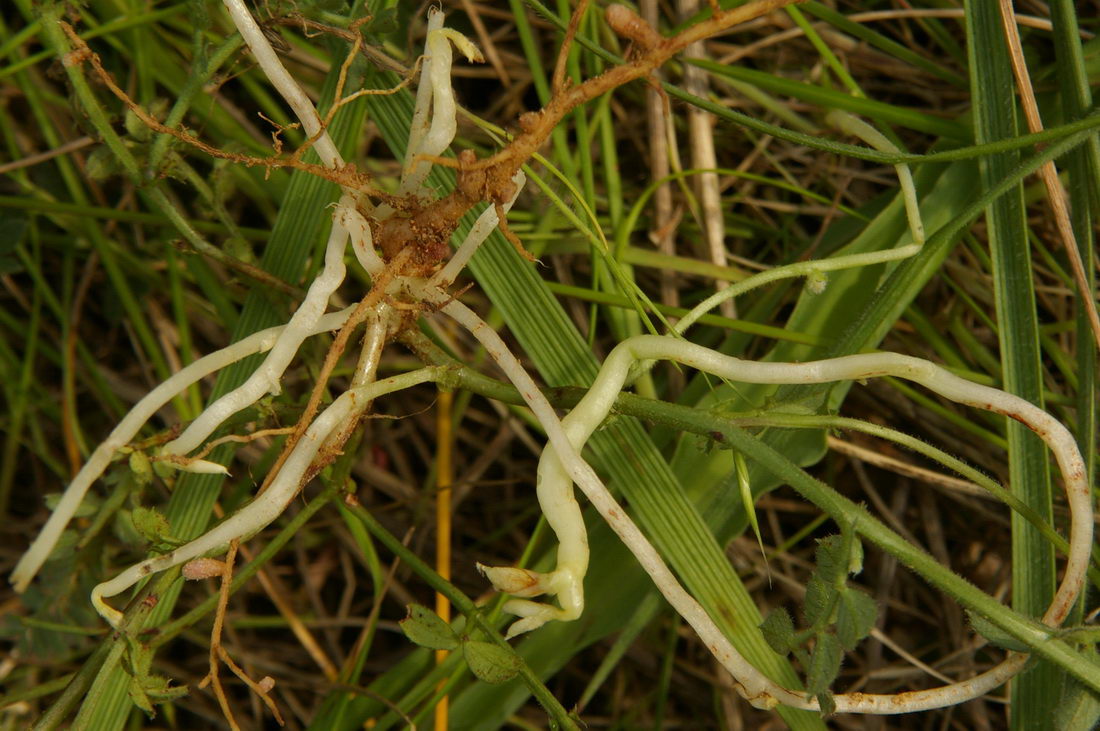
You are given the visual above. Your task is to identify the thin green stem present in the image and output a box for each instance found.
[408,336,1100,693]
[344,502,579,730]
[33,569,180,731]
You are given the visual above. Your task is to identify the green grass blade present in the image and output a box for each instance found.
[1049,0,1098,506]
[690,60,969,140]
[1049,9,1099,712]
[965,4,1057,726]
[522,0,1100,167]
[798,2,967,87]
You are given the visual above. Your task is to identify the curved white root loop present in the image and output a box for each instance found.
[91,368,444,628]
[10,308,356,593]
[511,333,1091,713]
[414,267,1089,713]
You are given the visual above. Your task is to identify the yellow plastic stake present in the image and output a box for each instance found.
[435,387,454,729]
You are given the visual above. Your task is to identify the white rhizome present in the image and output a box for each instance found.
[10,1,1092,716]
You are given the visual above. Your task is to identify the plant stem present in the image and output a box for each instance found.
[344,502,579,730]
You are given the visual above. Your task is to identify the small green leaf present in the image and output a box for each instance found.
[803,575,833,627]
[128,675,155,716]
[125,634,153,676]
[142,674,189,703]
[813,533,863,586]
[814,536,845,584]
[967,611,1031,652]
[806,633,843,695]
[152,459,176,480]
[836,589,877,650]
[85,145,126,181]
[224,236,256,265]
[126,672,186,717]
[1054,669,1100,731]
[816,691,836,717]
[462,640,522,684]
[114,508,139,545]
[759,608,796,655]
[120,635,185,716]
[125,108,150,141]
[131,506,176,546]
[734,453,767,568]
[399,604,459,651]
[129,451,153,486]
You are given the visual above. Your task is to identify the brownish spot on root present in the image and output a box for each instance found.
[518,111,541,133]
[63,48,92,67]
